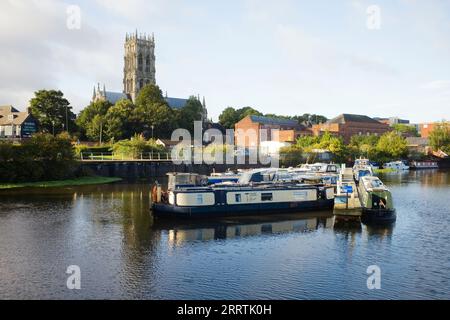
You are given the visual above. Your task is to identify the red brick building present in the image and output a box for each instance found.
[234,115,311,148]
[419,122,449,138]
[312,114,391,143]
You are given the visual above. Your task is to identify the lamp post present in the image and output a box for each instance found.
[52,120,55,136]
[151,125,155,140]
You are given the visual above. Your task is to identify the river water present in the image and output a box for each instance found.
[0,170,449,300]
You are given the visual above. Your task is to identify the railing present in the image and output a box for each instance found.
[79,152,173,162]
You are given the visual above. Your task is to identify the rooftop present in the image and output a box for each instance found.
[104,91,129,104]
[165,97,188,109]
[0,106,33,125]
[328,114,382,124]
[249,115,299,127]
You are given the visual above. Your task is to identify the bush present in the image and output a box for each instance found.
[74,144,112,157]
[112,134,165,158]
[0,133,76,183]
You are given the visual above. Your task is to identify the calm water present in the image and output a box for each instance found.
[0,170,449,300]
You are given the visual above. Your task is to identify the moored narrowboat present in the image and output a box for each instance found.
[358,176,396,223]
[151,173,335,218]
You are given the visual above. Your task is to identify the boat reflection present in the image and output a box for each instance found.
[154,212,335,245]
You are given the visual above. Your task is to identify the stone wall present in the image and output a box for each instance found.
[80,161,267,182]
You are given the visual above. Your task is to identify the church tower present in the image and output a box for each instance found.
[123,30,156,102]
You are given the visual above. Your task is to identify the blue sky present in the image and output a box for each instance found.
[0,0,449,123]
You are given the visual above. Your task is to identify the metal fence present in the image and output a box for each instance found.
[79,152,173,161]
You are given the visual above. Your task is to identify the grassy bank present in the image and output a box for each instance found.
[373,168,396,174]
[0,176,123,190]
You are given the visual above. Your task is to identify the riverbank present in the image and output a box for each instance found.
[0,176,123,190]
[374,168,396,174]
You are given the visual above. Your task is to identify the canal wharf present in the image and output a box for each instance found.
[333,166,362,220]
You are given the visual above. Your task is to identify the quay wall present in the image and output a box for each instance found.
[79,161,267,181]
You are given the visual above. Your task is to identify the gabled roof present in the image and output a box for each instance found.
[328,114,381,124]
[249,115,299,127]
[165,97,188,109]
[0,111,33,126]
[0,105,20,115]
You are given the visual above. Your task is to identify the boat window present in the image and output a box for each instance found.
[235,194,241,202]
[370,180,383,188]
[261,193,273,201]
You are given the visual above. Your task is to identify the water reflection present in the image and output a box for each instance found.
[1,170,449,299]
[154,213,335,245]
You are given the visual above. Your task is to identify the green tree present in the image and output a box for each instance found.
[112,134,164,158]
[348,135,380,160]
[134,84,177,138]
[218,107,239,129]
[376,131,408,161]
[104,99,136,141]
[29,90,76,134]
[218,106,262,129]
[135,83,166,106]
[429,122,450,153]
[392,124,419,137]
[177,96,205,133]
[76,100,112,140]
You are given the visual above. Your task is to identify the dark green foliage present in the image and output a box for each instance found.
[0,133,75,182]
[30,90,77,134]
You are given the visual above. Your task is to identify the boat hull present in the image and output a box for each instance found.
[361,208,396,223]
[152,199,334,218]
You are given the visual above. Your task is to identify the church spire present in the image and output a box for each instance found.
[92,85,96,100]
[202,96,206,108]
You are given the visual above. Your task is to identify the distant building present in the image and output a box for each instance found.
[406,137,430,155]
[0,106,38,139]
[234,115,311,149]
[419,122,449,138]
[91,31,208,123]
[374,117,410,126]
[312,113,391,143]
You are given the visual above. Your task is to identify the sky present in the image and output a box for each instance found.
[0,0,449,123]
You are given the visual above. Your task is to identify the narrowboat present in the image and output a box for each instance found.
[409,160,438,170]
[358,176,396,223]
[151,172,335,218]
[353,157,374,182]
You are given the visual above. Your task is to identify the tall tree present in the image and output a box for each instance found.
[134,84,176,139]
[177,96,204,134]
[376,131,408,160]
[104,99,136,141]
[218,106,262,129]
[29,90,76,134]
[135,83,166,107]
[76,100,112,140]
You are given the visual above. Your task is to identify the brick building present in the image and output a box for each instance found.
[312,113,391,143]
[234,115,311,148]
[419,122,449,138]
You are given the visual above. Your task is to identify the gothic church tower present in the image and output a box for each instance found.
[123,31,156,102]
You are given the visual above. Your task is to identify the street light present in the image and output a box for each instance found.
[52,120,55,136]
[151,125,155,140]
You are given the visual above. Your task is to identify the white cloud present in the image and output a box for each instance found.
[0,0,116,110]
[421,80,450,90]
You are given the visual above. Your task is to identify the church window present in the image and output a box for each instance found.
[138,53,143,71]
[139,79,144,89]
[146,55,150,72]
